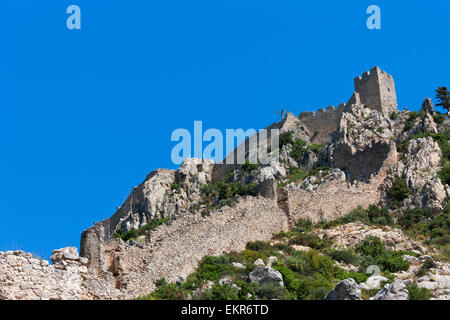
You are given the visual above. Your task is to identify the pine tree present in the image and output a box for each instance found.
[436,86,450,112]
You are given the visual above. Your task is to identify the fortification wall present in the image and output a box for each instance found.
[85,196,290,299]
[297,104,347,144]
[280,170,386,224]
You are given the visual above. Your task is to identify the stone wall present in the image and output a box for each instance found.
[85,196,290,299]
[279,170,387,224]
[297,104,347,145]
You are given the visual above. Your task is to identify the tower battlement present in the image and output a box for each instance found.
[353,66,397,115]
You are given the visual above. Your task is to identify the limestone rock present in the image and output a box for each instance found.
[248,267,284,287]
[371,280,409,300]
[325,278,362,300]
[365,275,388,290]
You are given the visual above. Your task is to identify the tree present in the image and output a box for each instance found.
[436,87,450,112]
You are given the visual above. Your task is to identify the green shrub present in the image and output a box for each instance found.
[290,139,308,162]
[376,253,410,273]
[326,249,360,266]
[404,111,419,132]
[433,113,445,125]
[416,257,437,277]
[389,111,398,120]
[389,178,412,202]
[356,236,385,258]
[407,283,431,300]
[273,265,299,294]
[288,233,332,250]
[279,131,294,149]
[139,278,188,300]
[241,161,259,174]
[296,276,332,300]
[170,182,181,190]
[438,164,450,186]
[246,241,271,252]
[339,271,368,284]
[367,205,393,226]
[256,283,286,300]
[204,283,240,300]
[114,217,169,242]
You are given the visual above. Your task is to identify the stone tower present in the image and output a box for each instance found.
[353,66,398,116]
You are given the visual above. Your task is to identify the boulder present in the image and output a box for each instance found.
[371,280,409,300]
[254,258,265,266]
[50,247,79,263]
[325,278,362,300]
[248,267,284,287]
[232,262,246,269]
[365,275,388,290]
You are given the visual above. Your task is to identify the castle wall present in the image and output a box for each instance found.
[297,105,346,145]
[280,170,386,224]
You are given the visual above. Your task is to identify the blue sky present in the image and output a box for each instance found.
[0,1,449,259]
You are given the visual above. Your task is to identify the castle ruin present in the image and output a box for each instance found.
[299,66,398,144]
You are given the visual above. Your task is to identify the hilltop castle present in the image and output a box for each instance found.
[298,66,398,144]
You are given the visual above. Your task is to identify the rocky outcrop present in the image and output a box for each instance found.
[312,222,427,253]
[371,280,409,300]
[248,267,284,287]
[325,278,362,300]
[391,137,445,211]
[330,104,398,181]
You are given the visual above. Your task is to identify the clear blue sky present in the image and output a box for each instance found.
[0,1,449,259]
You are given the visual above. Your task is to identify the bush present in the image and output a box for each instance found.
[279,131,294,149]
[404,111,420,132]
[326,249,360,266]
[241,161,259,174]
[389,178,412,202]
[367,205,393,226]
[246,241,271,252]
[256,283,286,300]
[339,271,368,284]
[407,283,431,300]
[296,276,332,300]
[376,253,410,273]
[389,111,398,120]
[114,217,169,242]
[170,182,181,190]
[290,139,308,162]
[139,278,188,300]
[288,233,332,250]
[204,283,240,300]
[356,236,385,258]
[438,164,450,186]
[416,257,437,277]
[433,113,445,125]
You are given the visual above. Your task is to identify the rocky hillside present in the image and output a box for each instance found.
[1,74,449,300]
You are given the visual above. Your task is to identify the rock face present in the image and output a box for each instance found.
[331,104,397,181]
[248,267,284,287]
[371,280,409,300]
[325,279,362,300]
[391,137,445,211]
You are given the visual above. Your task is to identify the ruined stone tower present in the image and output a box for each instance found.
[353,66,398,116]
